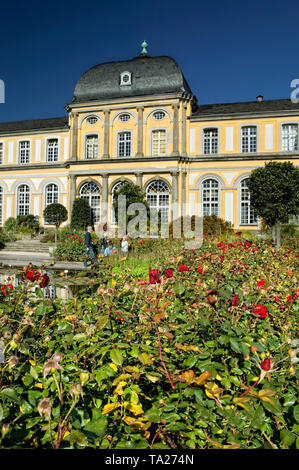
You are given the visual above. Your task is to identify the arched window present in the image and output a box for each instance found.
[202,179,219,217]
[45,183,59,207]
[118,132,132,157]
[0,186,3,226]
[17,184,30,216]
[240,178,256,225]
[146,180,170,224]
[151,130,167,156]
[85,135,99,159]
[111,180,127,224]
[203,128,218,154]
[281,124,298,151]
[79,182,101,223]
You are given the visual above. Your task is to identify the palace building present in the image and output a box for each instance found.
[0,42,298,232]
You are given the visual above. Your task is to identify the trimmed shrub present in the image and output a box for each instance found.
[168,215,233,238]
[70,198,92,231]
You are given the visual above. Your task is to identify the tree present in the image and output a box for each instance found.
[113,182,150,237]
[70,198,92,231]
[43,203,68,244]
[247,161,299,249]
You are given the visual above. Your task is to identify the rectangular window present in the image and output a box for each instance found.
[152,130,166,156]
[85,135,98,159]
[241,126,257,153]
[203,128,218,154]
[0,142,3,165]
[281,124,298,151]
[240,179,257,224]
[118,132,131,157]
[18,141,30,164]
[47,138,59,162]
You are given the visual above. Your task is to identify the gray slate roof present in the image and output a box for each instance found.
[0,116,69,134]
[191,98,299,118]
[73,55,193,103]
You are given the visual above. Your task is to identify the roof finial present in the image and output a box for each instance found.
[141,40,148,55]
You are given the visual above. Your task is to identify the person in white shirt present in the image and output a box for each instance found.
[120,235,129,256]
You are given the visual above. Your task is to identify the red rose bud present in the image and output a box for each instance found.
[256,280,266,288]
[231,295,240,306]
[163,268,174,279]
[149,269,161,284]
[178,264,189,272]
[260,358,271,371]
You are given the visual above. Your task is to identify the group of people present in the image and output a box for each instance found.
[83,224,129,267]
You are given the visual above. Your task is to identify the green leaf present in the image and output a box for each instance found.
[280,429,296,448]
[145,407,161,423]
[229,338,241,353]
[294,405,299,423]
[251,405,266,430]
[96,315,109,329]
[110,348,124,366]
[0,388,22,405]
[30,366,39,380]
[262,397,283,416]
[0,404,3,421]
[84,418,107,438]
[35,287,44,298]
[69,430,88,447]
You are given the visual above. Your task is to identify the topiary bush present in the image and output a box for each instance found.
[70,198,92,231]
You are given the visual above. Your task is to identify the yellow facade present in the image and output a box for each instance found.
[0,51,298,232]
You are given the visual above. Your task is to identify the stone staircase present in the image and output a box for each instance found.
[0,240,55,255]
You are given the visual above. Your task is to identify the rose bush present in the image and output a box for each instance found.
[0,233,298,449]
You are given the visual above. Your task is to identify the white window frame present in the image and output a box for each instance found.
[46,137,59,162]
[240,125,258,153]
[202,127,219,155]
[240,178,257,225]
[44,183,59,208]
[111,180,128,224]
[17,184,30,216]
[117,131,132,157]
[146,179,170,226]
[280,122,298,151]
[120,71,132,86]
[151,128,167,156]
[18,140,31,164]
[79,181,101,223]
[0,141,4,165]
[84,134,99,160]
[201,178,219,217]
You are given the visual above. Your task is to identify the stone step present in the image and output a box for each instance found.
[1,242,54,253]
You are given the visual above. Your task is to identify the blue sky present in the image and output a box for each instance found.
[0,0,299,122]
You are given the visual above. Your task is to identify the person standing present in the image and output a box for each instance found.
[84,226,97,267]
[120,235,129,257]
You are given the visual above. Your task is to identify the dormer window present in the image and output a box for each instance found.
[120,71,132,86]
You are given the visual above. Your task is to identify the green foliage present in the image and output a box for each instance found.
[43,203,68,229]
[247,161,299,227]
[71,198,92,231]
[113,181,150,232]
[169,215,233,238]
[4,217,17,232]
[0,235,298,449]
[6,215,40,234]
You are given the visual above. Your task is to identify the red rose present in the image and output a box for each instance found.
[273,295,280,302]
[253,304,268,318]
[231,295,240,306]
[260,358,271,371]
[236,231,242,236]
[217,242,225,247]
[287,295,293,302]
[197,266,205,274]
[163,268,173,279]
[149,269,160,284]
[256,280,266,288]
[245,241,252,247]
[25,270,41,282]
[178,264,189,272]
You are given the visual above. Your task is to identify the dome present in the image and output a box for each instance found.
[72,55,193,103]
